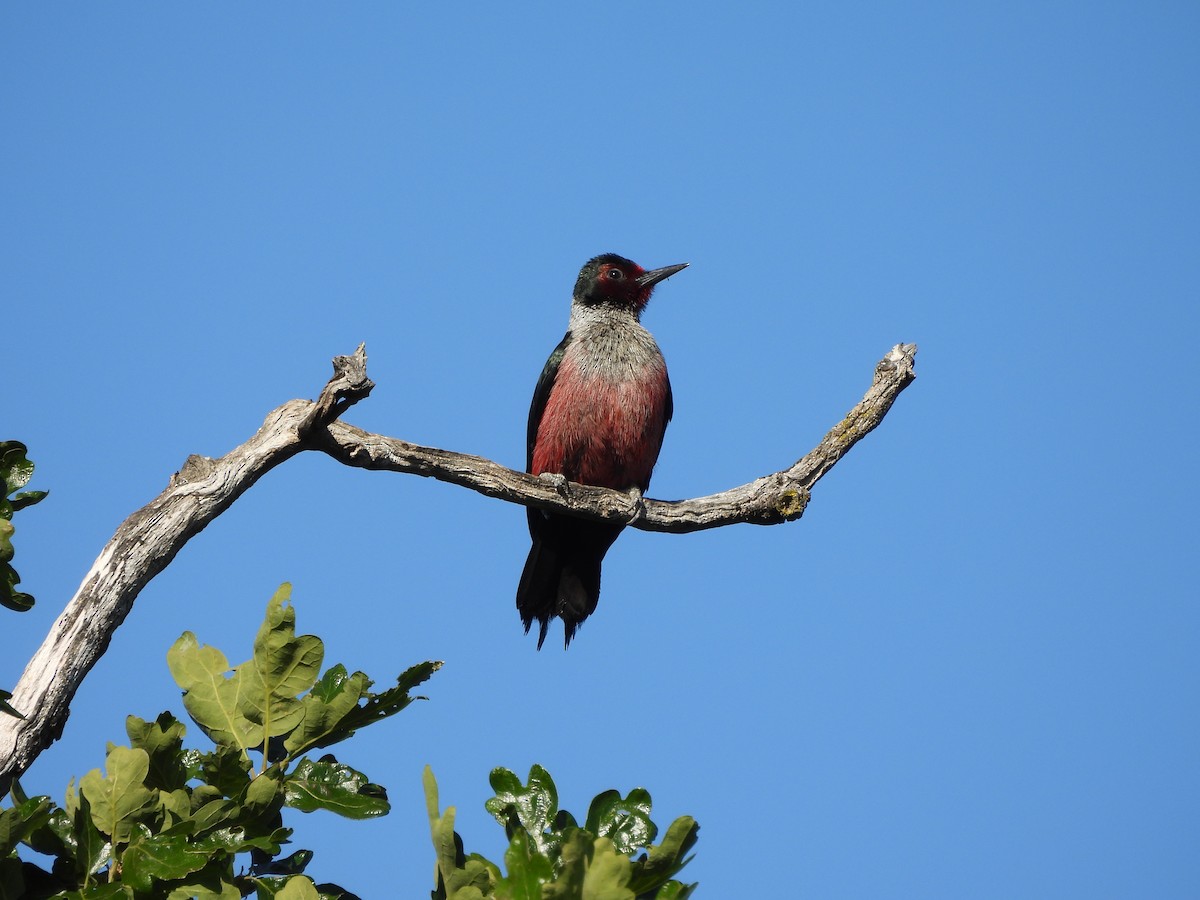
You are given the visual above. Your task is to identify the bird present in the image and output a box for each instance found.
[517,253,687,648]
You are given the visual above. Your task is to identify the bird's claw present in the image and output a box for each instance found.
[626,487,646,525]
[539,472,569,495]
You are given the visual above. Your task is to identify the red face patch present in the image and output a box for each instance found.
[593,259,653,308]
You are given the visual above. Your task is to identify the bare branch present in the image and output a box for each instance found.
[0,346,373,794]
[0,342,915,793]
[315,342,918,533]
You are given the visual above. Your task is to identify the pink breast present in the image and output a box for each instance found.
[532,355,669,491]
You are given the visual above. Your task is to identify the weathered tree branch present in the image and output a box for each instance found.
[315,342,918,532]
[0,346,375,795]
[0,342,916,794]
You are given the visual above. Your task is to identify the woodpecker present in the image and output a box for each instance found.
[517,253,688,648]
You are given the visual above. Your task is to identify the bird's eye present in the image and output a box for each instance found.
[607,269,624,280]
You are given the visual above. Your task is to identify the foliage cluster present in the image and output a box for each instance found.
[1,440,48,717]
[426,764,698,900]
[1,586,438,899]
[1,588,700,898]
[0,440,46,615]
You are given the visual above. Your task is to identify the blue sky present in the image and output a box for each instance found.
[4,3,1197,897]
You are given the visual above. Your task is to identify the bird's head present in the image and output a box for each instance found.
[573,253,688,312]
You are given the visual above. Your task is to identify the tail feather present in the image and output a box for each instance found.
[516,514,620,649]
[516,538,564,649]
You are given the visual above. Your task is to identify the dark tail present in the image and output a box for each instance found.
[516,514,622,649]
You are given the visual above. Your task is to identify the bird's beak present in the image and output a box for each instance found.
[636,262,689,288]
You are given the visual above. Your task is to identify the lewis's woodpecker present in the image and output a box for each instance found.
[517,253,687,648]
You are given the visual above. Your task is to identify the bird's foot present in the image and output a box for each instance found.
[626,486,646,525]
[538,472,569,495]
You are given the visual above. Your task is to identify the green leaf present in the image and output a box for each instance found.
[485,765,559,857]
[0,523,35,611]
[582,837,635,900]
[163,859,242,899]
[251,874,290,898]
[0,521,13,562]
[10,490,47,511]
[0,688,23,719]
[0,442,34,497]
[424,767,494,900]
[197,745,253,798]
[6,779,28,805]
[647,881,698,900]
[193,824,291,858]
[240,585,323,752]
[251,848,313,877]
[0,794,52,856]
[275,876,321,900]
[78,745,155,845]
[496,828,553,900]
[65,777,79,820]
[71,883,135,899]
[0,579,33,612]
[72,791,113,881]
[309,664,352,704]
[22,803,74,860]
[120,826,216,894]
[166,632,258,756]
[29,804,75,861]
[188,798,241,834]
[542,829,589,900]
[156,789,192,829]
[586,789,656,856]
[627,817,699,897]
[245,769,284,811]
[126,713,189,791]
[283,757,389,819]
[311,882,364,900]
[0,442,43,614]
[282,666,368,758]
[251,874,362,900]
[305,661,441,752]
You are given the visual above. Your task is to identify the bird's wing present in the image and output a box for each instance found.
[527,331,571,471]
